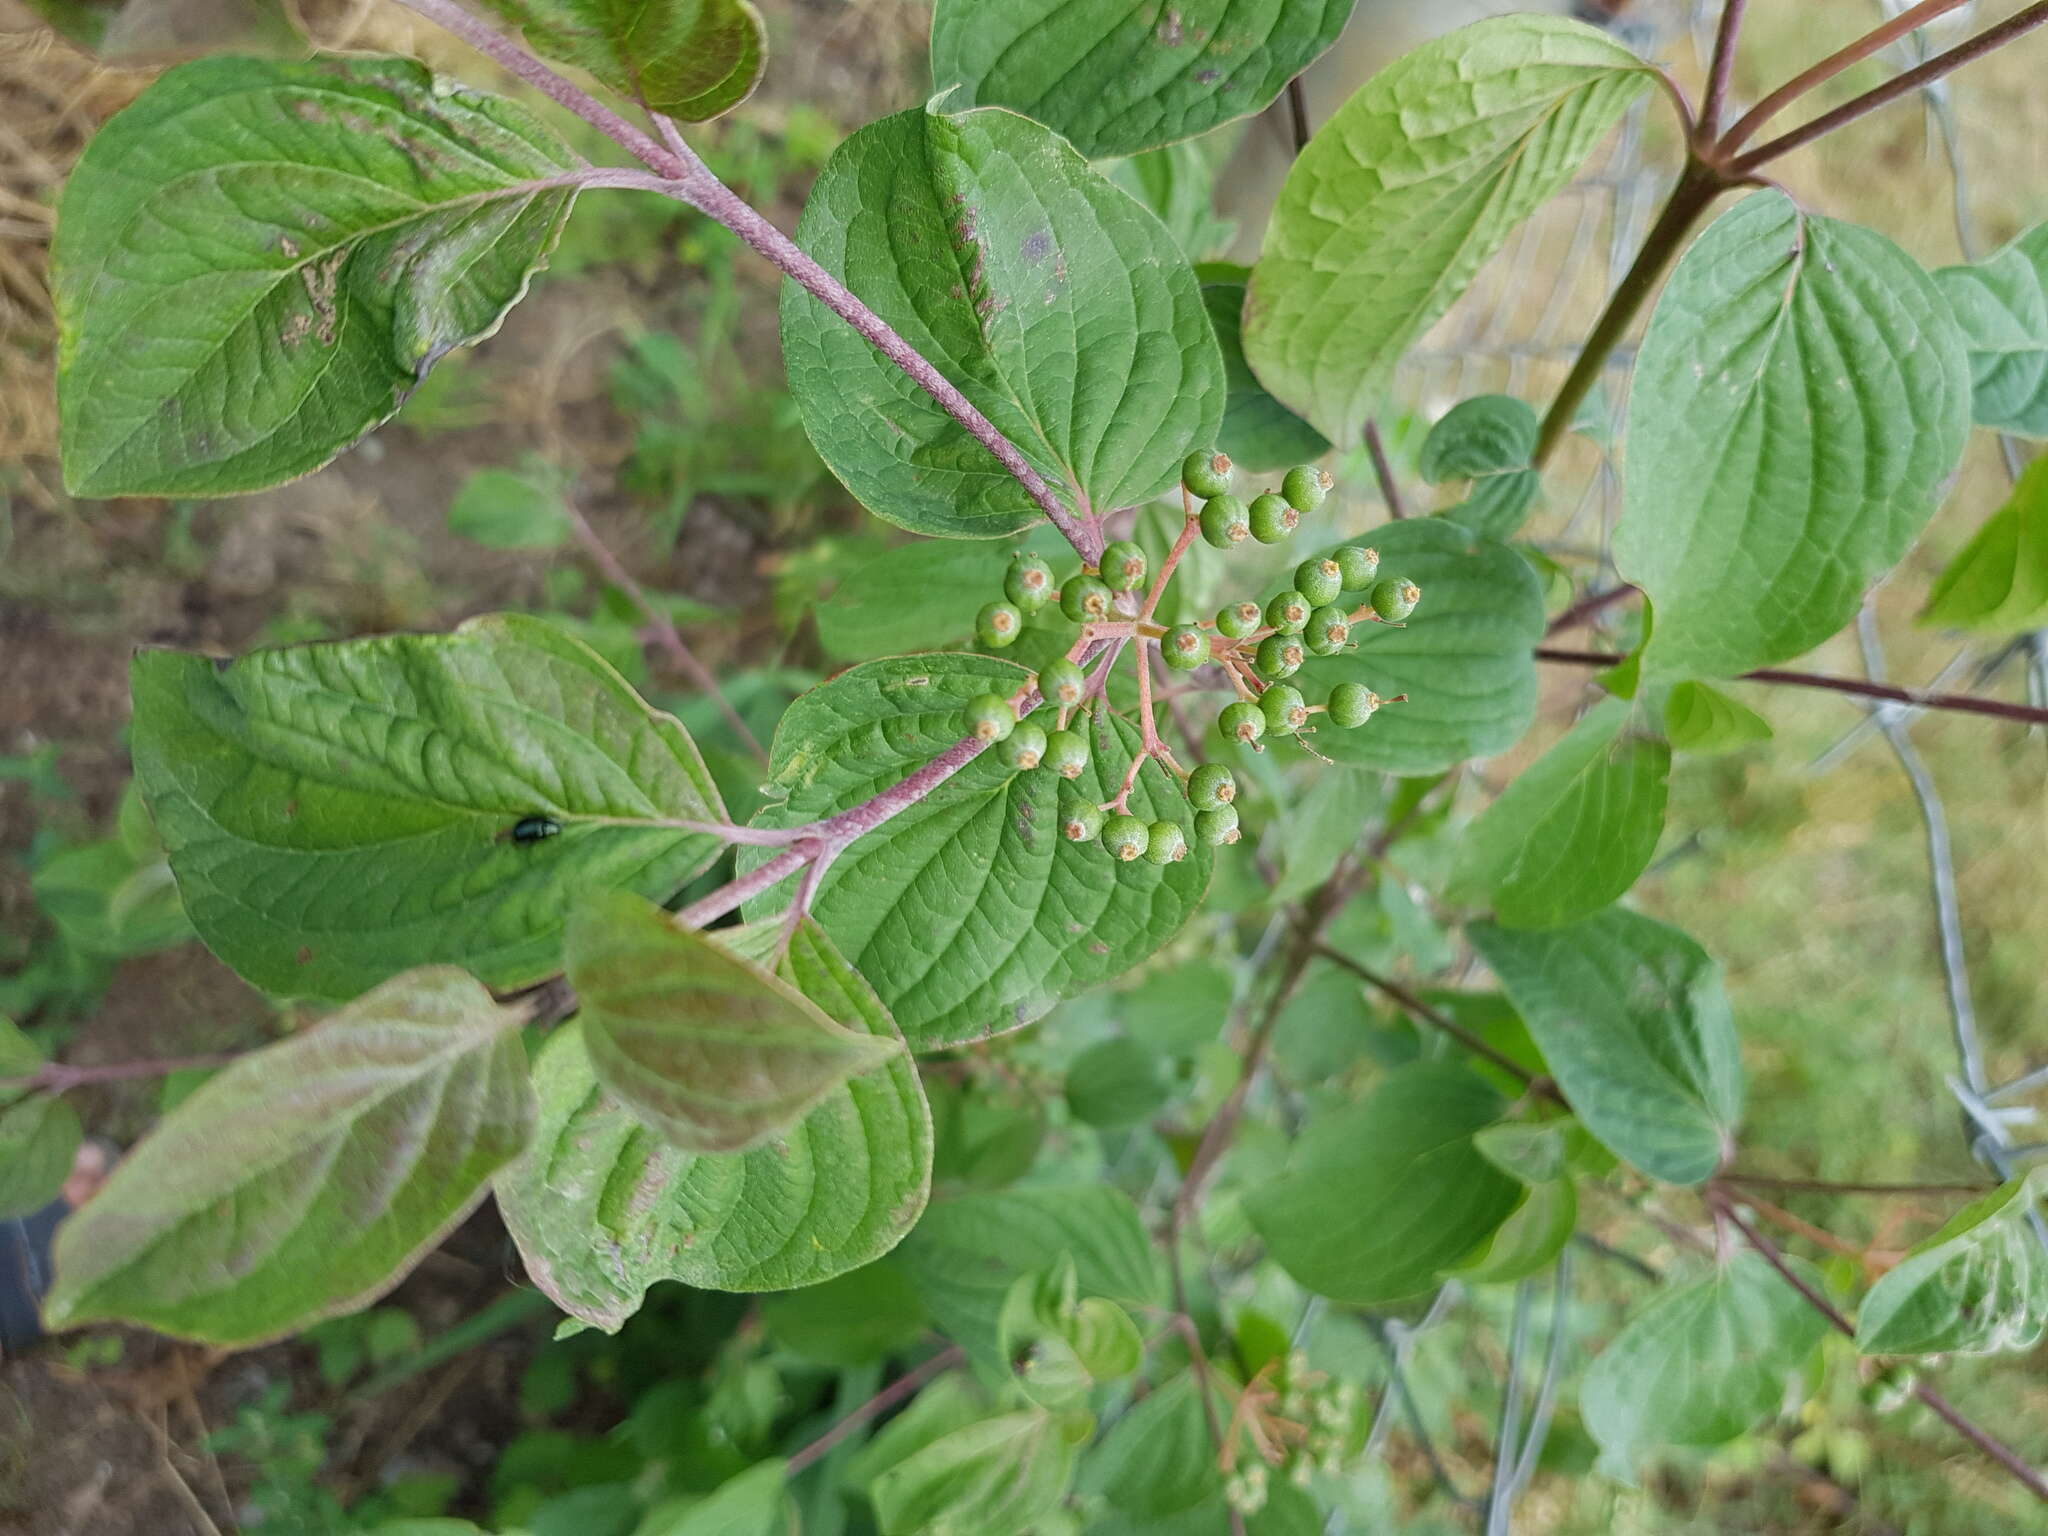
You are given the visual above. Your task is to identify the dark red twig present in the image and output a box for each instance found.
[1711,1194,2048,1504]
[785,1346,965,1475]
[1535,647,2048,728]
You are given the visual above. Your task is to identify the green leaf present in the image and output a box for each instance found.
[569,891,899,1152]
[1064,1036,1169,1129]
[1079,1374,1221,1522]
[781,105,1224,538]
[816,531,1064,662]
[1243,15,1648,441]
[1109,142,1238,264]
[44,967,534,1345]
[1418,395,1540,540]
[639,1460,790,1536]
[130,613,727,1002]
[495,919,931,1325]
[54,55,577,499]
[447,466,573,550]
[1249,1062,1524,1304]
[1307,519,1547,774]
[1920,454,2048,633]
[0,1093,83,1219]
[1470,908,1743,1185]
[758,1260,930,1366]
[1202,282,1329,473]
[479,0,766,121]
[1933,222,2048,437]
[1450,698,1669,929]
[31,839,193,959]
[1662,680,1772,754]
[1856,1174,2048,1357]
[930,0,1354,160]
[893,1185,1160,1368]
[1453,1173,1575,1285]
[1614,191,1972,679]
[1580,1252,1828,1466]
[1271,769,1379,903]
[856,1378,1079,1536]
[0,1017,42,1100]
[743,654,1210,1049]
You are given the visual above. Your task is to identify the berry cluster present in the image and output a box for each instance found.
[958,448,1419,862]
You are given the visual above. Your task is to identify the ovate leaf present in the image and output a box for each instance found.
[130,613,726,1001]
[1663,680,1772,754]
[1418,394,1541,540]
[931,0,1353,159]
[1581,1252,1828,1466]
[1933,222,2048,437]
[855,1377,1078,1536]
[1919,454,2048,633]
[1308,518,1547,774]
[0,1094,83,1219]
[1243,15,1648,441]
[44,967,534,1345]
[480,0,766,121]
[1451,697,1669,929]
[1203,282,1328,473]
[1249,1062,1524,1304]
[781,106,1224,537]
[495,919,930,1324]
[1079,1374,1221,1522]
[743,654,1209,1049]
[569,890,899,1152]
[1064,1036,1170,1129]
[55,56,577,498]
[1614,191,1972,678]
[1470,909,1743,1185]
[894,1185,1161,1368]
[1856,1174,2048,1357]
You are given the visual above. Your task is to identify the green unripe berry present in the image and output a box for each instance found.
[1044,728,1090,779]
[1326,682,1381,728]
[1263,590,1310,635]
[1037,657,1088,708]
[1101,813,1151,863]
[1183,449,1234,499]
[1061,795,1105,843]
[1145,820,1188,865]
[1199,494,1251,549]
[1334,545,1379,591]
[1248,493,1299,544]
[1261,684,1309,736]
[1371,577,1421,622]
[1100,540,1148,591]
[965,693,1016,743]
[1062,574,1116,624]
[1304,604,1350,656]
[999,721,1048,769]
[1215,600,1262,640]
[1255,634,1304,680]
[1295,557,1343,607]
[1219,700,1266,746]
[977,599,1023,648]
[1194,804,1241,845]
[1282,464,1332,513]
[1187,762,1237,811]
[1006,551,1056,613]
[1162,624,1210,671]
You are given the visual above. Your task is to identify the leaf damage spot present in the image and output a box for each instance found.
[301,251,344,347]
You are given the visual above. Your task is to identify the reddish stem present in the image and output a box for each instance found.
[785,1346,966,1475]
[1535,647,2048,727]
[1696,0,1749,141]
[1718,0,1974,154]
[1,1052,244,1095]
[1364,419,1406,519]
